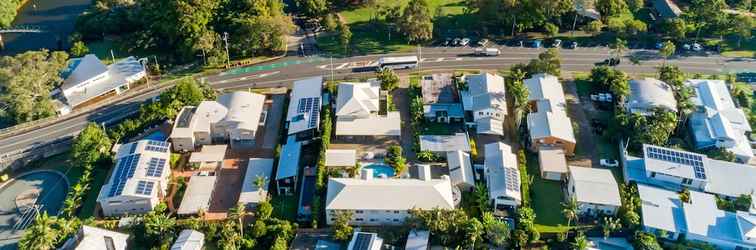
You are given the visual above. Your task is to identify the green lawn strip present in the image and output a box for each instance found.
[270,195,298,221]
[77,168,109,218]
[526,152,569,232]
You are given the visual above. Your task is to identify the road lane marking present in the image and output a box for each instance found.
[334,63,349,69]
[435,58,444,62]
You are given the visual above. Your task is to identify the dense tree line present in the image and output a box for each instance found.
[0,50,69,125]
[0,0,22,28]
[76,0,294,64]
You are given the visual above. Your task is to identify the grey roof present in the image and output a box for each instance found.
[171,230,204,250]
[447,151,474,187]
[325,149,356,167]
[275,136,301,180]
[62,56,146,107]
[216,91,266,132]
[419,133,471,152]
[476,117,504,135]
[60,54,108,90]
[325,177,455,211]
[62,226,130,250]
[177,175,216,215]
[465,73,506,114]
[538,147,568,174]
[627,78,678,114]
[421,73,456,104]
[652,0,682,18]
[568,166,621,207]
[688,79,753,160]
[484,142,521,203]
[637,184,686,233]
[525,74,576,143]
[405,230,430,250]
[239,158,273,205]
[335,111,402,136]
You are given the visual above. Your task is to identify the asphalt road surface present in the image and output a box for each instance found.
[1,46,755,156]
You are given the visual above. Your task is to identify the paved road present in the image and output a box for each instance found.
[1,46,755,156]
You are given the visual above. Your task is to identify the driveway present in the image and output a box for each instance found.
[563,81,597,167]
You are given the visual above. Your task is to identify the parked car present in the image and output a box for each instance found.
[474,48,500,56]
[595,58,621,66]
[478,39,490,47]
[692,43,703,52]
[600,159,619,167]
[460,38,471,46]
[526,39,542,48]
[452,38,461,46]
[567,41,578,49]
[552,39,562,48]
[442,38,451,46]
[655,42,665,50]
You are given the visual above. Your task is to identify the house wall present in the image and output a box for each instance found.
[473,108,505,121]
[541,171,563,181]
[62,72,109,97]
[171,136,195,152]
[532,137,576,155]
[195,131,211,146]
[326,209,411,226]
[643,226,680,241]
[646,171,707,191]
[577,202,618,216]
[100,196,157,217]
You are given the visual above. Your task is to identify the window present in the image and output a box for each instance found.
[356,218,364,221]
[478,112,484,116]
[393,219,399,222]
[355,210,364,214]
[650,172,657,178]
[369,219,376,222]
[393,211,400,214]
[682,178,692,185]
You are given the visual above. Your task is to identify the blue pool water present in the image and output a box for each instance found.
[145,131,167,141]
[362,162,395,177]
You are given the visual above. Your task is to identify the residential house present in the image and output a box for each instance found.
[484,142,522,212]
[171,230,204,250]
[60,225,129,250]
[187,145,226,169]
[97,140,171,217]
[286,76,323,140]
[421,74,464,123]
[418,133,471,154]
[525,73,576,155]
[687,79,753,163]
[56,54,146,114]
[177,172,217,215]
[566,166,622,216]
[325,169,455,226]
[538,147,569,181]
[170,91,266,151]
[461,73,507,135]
[637,184,756,249]
[624,144,756,200]
[239,158,273,209]
[627,78,678,115]
[652,0,682,19]
[335,81,401,140]
[275,136,302,195]
[347,232,383,250]
[447,150,475,190]
[405,230,430,250]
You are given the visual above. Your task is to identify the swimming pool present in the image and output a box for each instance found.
[0,170,69,249]
[144,131,167,141]
[361,162,395,178]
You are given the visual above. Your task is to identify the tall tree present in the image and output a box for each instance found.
[562,197,579,228]
[610,38,627,63]
[733,14,753,48]
[18,212,60,250]
[572,232,589,250]
[506,65,529,130]
[70,41,90,58]
[527,48,562,77]
[399,0,434,43]
[482,212,510,247]
[0,0,21,28]
[685,0,727,41]
[337,20,352,55]
[143,203,177,246]
[377,67,399,91]
[665,18,688,41]
[602,216,621,239]
[0,50,69,124]
[296,0,329,19]
[72,123,113,167]
[596,0,629,20]
[332,210,354,241]
[659,41,676,63]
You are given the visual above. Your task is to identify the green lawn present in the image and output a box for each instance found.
[526,152,569,233]
[270,195,298,221]
[318,0,475,56]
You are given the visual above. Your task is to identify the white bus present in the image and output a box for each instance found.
[377,56,418,70]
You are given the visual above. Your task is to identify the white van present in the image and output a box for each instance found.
[474,48,500,56]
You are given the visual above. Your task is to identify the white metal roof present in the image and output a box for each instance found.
[171,229,204,250]
[538,147,568,174]
[335,111,401,136]
[525,74,576,144]
[216,91,266,132]
[688,79,753,160]
[447,151,475,187]
[642,144,707,181]
[568,166,621,207]
[98,140,171,202]
[475,117,504,135]
[325,149,356,167]
[484,142,521,204]
[637,184,686,233]
[62,56,146,107]
[60,54,108,91]
[239,158,273,205]
[177,174,216,215]
[465,73,507,114]
[63,225,130,250]
[188,145,227,163]
[419,133,471,152]
[325,177,454,211]
[336,82,380,117]
[627,78,678,114]
[287,76,323,135]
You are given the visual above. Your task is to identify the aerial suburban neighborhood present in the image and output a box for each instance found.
[0,0,754,249]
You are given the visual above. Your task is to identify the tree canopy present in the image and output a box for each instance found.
[72,123,113,167]
[399,0,434,43]
[0,50,69,124]
[0,0,22,28]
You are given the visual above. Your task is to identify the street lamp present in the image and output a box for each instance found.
[223,32,231,69]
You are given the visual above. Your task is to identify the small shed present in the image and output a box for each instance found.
[538,147,568,181]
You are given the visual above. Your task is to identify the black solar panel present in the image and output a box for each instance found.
[146,158,166,177]
[353,233,373,250]
[135,180,155,195]
[645,146,707,179]
[109,154,141,197]
[505,168,520,192]
[145,140,169,153]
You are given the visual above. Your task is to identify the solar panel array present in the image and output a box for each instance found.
[108,154,141,197]
[297,97,321,129]
[128,143,138,154]
[352,233,373,250]
[646,146,707,179]
[146,158,166,177]
[505,168,520,192]
[135,180,155,195]
[145,140,169,153]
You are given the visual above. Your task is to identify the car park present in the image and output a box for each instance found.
[477,39,490,47]
[460,38,471,46]
[452,38,461,46]
[566,41,578,49]
[552,39,562,48]
[526,39,542,48]
[474,48,500,56]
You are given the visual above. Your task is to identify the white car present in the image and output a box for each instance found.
[460,38,471,46]
[600,159,619,167]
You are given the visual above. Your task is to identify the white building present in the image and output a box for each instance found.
[347,232,383,250]
[335,81,401,139]
[405,230,430,250]
[171,229,205,250]
[447,150,475,190]
[637,184,756,249]
[538,147,569,181]
[566,166,621,216]
[177,172,217,215]
[484,142,522,211]
[97,140,171,217]
[418,133,471,153]
[461,73,507,135]
[325,149,357,167]
[238,158,273,208]
[170,91,266,151]
[57,55,146,114]
[325,169,454,226]
[627,78,678,115]
[286,76,323,139]
[525,73,576,155]
[625,144,756,200]
[60,225,129,250]
[687,79,753,163]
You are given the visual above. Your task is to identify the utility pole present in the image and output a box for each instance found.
[223,32,231,69]
[330,56,334,83]
[417,44,422,75]
[110,49,116,63]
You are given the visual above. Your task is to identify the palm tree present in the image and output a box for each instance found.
[228,202,248,236]
[562,197,579,228]
[610,38,627,66]
[571,232,589,250]
[416,150,436,162]
[473,184,490,214]
[18,212,60,250]
[144,204,176,244]
[253,175,268,198]
[602,216,621,239]
[506,67,529,130]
